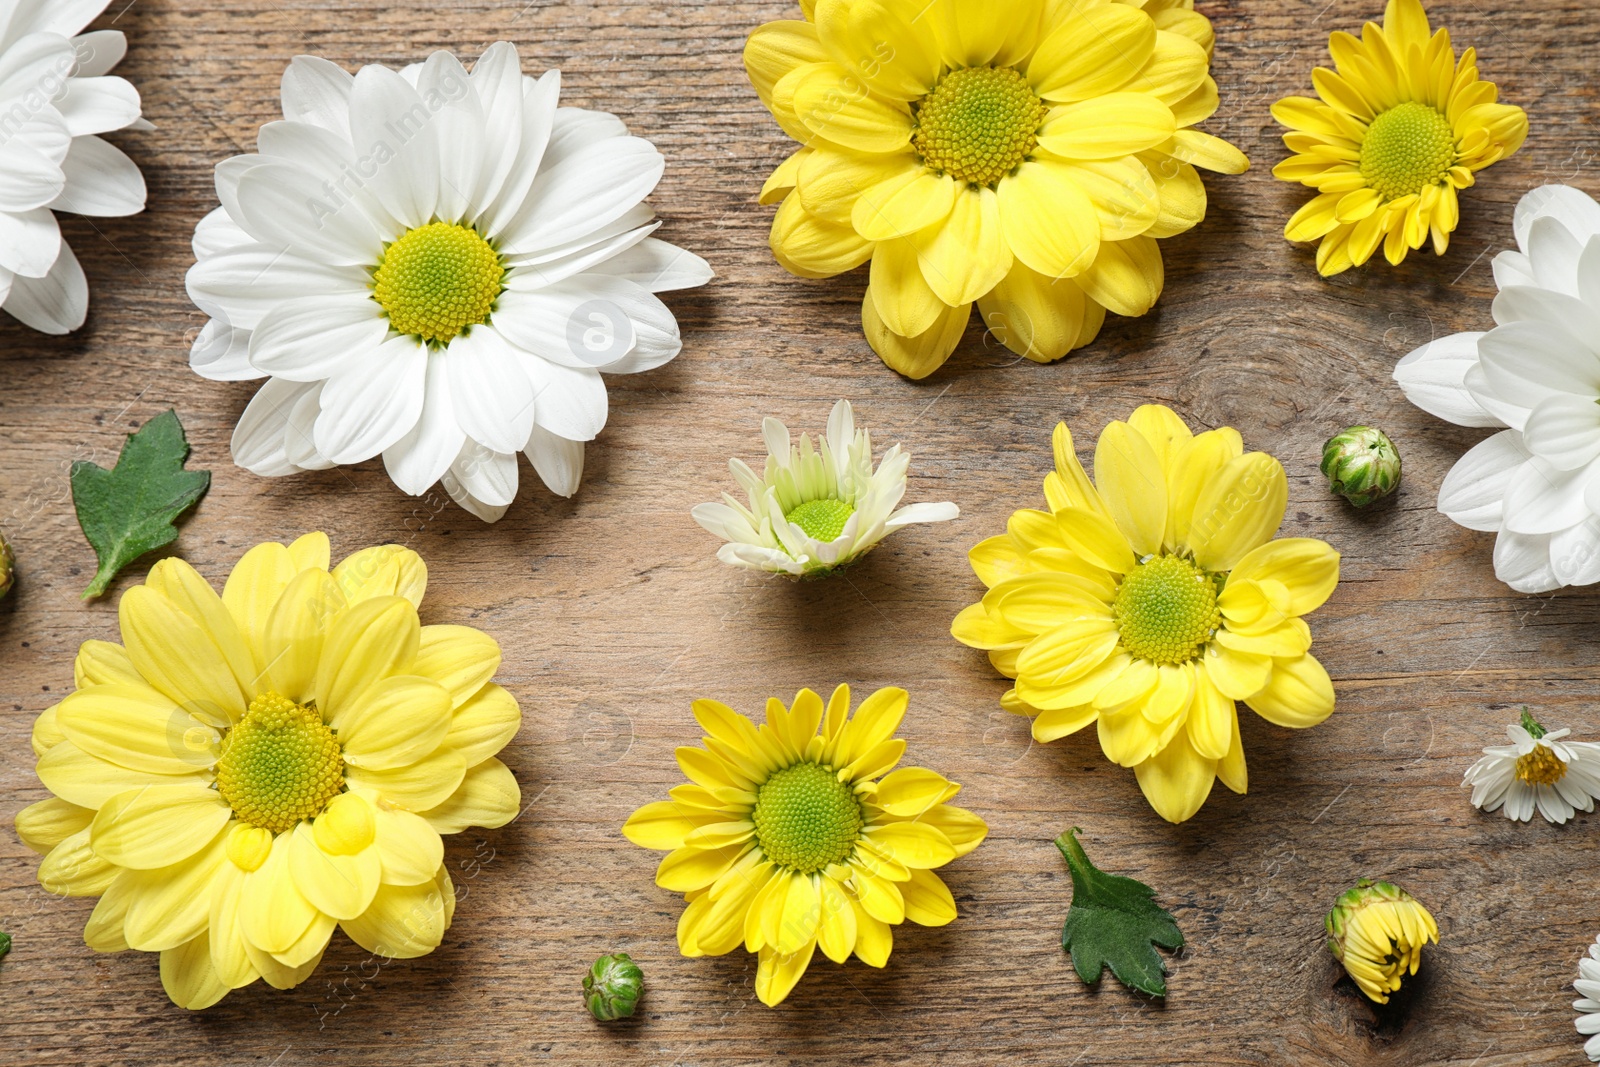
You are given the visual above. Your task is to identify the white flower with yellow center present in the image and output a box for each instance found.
[691,399,959,577]
[0,0,148,333]
[186,43,712,522]
[1574,934,1600,1060]
[1462,708,1600,824]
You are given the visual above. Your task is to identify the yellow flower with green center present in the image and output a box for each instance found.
[14,534,524,1009]
[1272,0,1528,276]
[744,0,1249,379]
[371,222,505,345]
[1325,879,1439,1004]
[953,404,1343,823]
[623,685,987,1006]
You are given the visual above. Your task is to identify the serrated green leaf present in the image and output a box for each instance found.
[1057,827,1184,997]
[71,410,211,600]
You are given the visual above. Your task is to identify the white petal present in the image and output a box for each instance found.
[465,42,525,210]
[1493,530,1560,593]
[522,355,607,440]
[1437,430,1529,532]
[50,135,145,217]
[691,500,760,543]
[503,222,657,292]
[584,236,714,292]
[191,205,251,260]
[1476,320,1600,414]
[0,205,59,276]
[185,243,368,331]
[232,160,384,265]
[413,51,482,224]
[1523,393,1600,470]
[313,335,427,464]
[0,31,75,101]
[1502,458,1596,536]
[1491,248,1538,291]
[440,467,510,523]
[1580,239,1600,310]
[1526,215,1586,297]
[0,123,67,213]
[445,326,537,453]
[449,440,518,507]
[70,30,127,78]
[1393,331,1500,428]
[189,319,259,382]
[281,55,355,135]
[231,378,321,476]
[477,69,559,238]
[347,65,440,229]
[493,278,636,370]
[524,424,584,497]
[1513,184,1600,251]
[2,238,84,333]
[496,136,664,255]
[248,293,390,381]
[7,0,110,39]
[54,75,139,137]
[1492,285,1600,349]
[383,350,465,495]
[885,501,960,526]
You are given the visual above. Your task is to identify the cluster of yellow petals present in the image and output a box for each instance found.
[1272,0,1528,275]
[16,534,522,1009]
[623,685,987,1006]
[745,0,1248,378]
[952,406,1341,823]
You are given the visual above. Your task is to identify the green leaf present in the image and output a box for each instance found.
[0,931,10,961]
[71,410,211,600]
[1056,827,1184,997]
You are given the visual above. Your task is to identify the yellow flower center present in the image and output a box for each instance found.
[784,498,855,542]
[1358,101,1456,201]
[1113,555,1221,665]
[912,66,1047,188]
[214,692,345,834]
[372,221,505,345]
[751,761,863,874]
[1514,744,1566,786]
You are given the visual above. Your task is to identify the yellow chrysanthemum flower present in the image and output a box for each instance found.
[15,534,522,1009]
[952,405,1341,823]
[1325,879,1439,1004]
[744,0,1249,379]
[622,685,987,1006]
[1272,0,1527,275]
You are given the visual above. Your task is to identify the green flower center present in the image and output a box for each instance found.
[215,692,345,834]
[912,66,1047,188]
[1113,555,1221,666]
[1358,101,1456,201]
[751,761,863,874]
[784,498,856,542]
[372,221,505,345]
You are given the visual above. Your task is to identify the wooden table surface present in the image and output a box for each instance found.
[3,1,1598,1064]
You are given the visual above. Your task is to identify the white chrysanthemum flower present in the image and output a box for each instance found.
[1575,935,1600,1061]
[186,43,711,522]
[692,399,959,577]
[0,0,148,334]
[1395,184,1600,591]
[1462,709,1600,824]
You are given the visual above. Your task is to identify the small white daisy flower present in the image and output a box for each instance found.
[0,0,148,334]
[1462,708,1600,824]
[1575,935,1600,1060]
[186,42,711,521]
[692,399,959,578]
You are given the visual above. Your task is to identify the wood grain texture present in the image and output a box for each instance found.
[3,1,1599,1063]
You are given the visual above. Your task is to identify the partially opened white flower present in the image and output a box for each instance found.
[692,399,959,577]
[1576,935,1600,1060]
[1395,184,1600,591]
[0,0,147,334]
[186,43,711,521]
[1462,709,1600,824]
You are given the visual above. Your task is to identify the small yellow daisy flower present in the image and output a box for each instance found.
[745,0,1249,378]
[623,685,987,1006]
[952,405,1341,823]
[1272,0,1528,275]
[15,534,522,1008]
[1325,879,1440,1003]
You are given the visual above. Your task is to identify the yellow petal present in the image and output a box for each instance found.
[745,19,828,104]
[813,0,940,101]
[755,940,817,1006]
[220,541,297,678]
[774,870,821,953]
[989,571,1113,633]
[1076,234,1163,318]
[1095,419,1168,556]
[850,862,906,924]
[207,862,260,989]
[1245,653,1336,728]
[123,831,229,952]
[286,531,330,572]
[1027,5,1156,101]
[1139,662,1196,724]
[863,820,957,869]
[771,193,873,278]
[335,674,453,770]
[1215,619,1312,658]
[346,744,468,814]
[260,567,345,702]
[240,832,318,954]
[442,682,521,767]
[289,820,381,921]
[1133,728,1217,823]
[977,259,1090,363]
[74,639,144,688]
[782,688,825,755]
[1165,128,1250,173]
[851,894,893,966]
[968,533,1032,587]
[792,63,913,153]
[862,287,969,378]
[831,686,909,768]
[30,702,65,757]
[91,784,231,869]
[15,796,93,854]
[797,146,916,223]
[1188,452,1288,572]
[371,801,446,885]
[816,874,858,963]
[40,828,118,896]
[1061,157,1160,240]
[340,878,451,960]
[1227,538,1341,617]
[57,683,217,775]
[1166,426,1242,549]
[144,558,261,698]
[1096,702,1159,766]
[313,595,420,716]
[1052,506,1138,573]
[410,754,517,834]
[1201,643,1272,701]
[901,867,958,926]
[85,881,132,951]
[1142,155,1207,238]
[868,237,950,338]
[333,544,428,609]
[911,185,1012,306]
[1038,94,1175,159]
[1186,668,1235,761]
[37,740,208,809]
[760,147,808,205]
[852,167,957,243]
[161,931,232,1010]
[658,842,751,894]
[1015,619,1119,699]
[1033,702,1099,742]
[932,0,1044,68]
[998,159,1100,278]
[119,585,249,724]
[874,766,958,816]
[1121,29,1210,105]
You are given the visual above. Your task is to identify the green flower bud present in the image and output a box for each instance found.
[0,531,12,600]
[0,931,11,961]
[583,952,643,1021]
[1321,427,1401,507]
